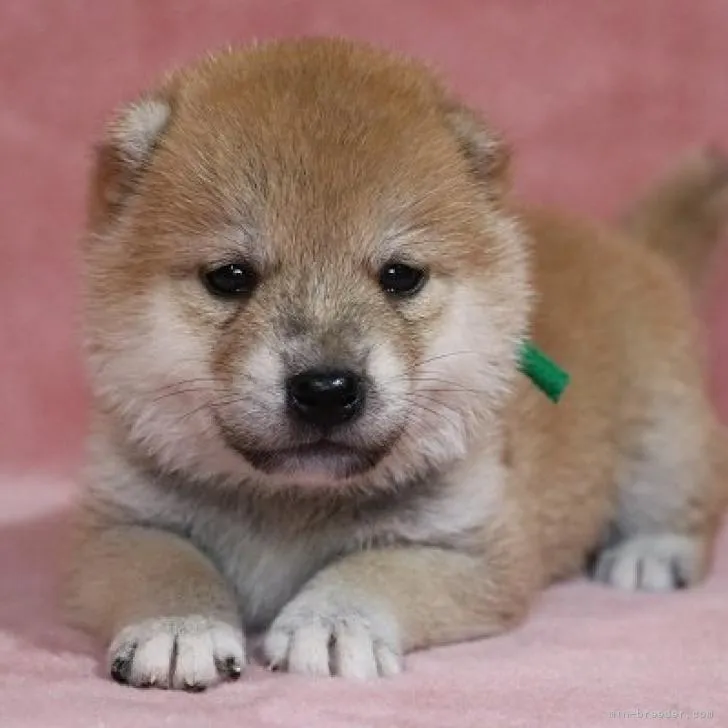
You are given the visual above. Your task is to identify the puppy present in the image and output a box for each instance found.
[65,38,728,690]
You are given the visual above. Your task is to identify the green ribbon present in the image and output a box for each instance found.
[518,341,570,403]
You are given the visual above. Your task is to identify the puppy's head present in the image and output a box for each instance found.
[84,39,531,491]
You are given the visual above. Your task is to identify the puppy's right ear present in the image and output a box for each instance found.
[87,96,171,230]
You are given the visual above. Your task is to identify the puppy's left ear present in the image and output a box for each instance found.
[443,102,511,198]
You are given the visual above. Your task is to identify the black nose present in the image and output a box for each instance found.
[285,369,365,428]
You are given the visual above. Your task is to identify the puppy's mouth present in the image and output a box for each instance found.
[230,438,388,480]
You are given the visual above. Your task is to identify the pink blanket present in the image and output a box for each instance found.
[2,1,727,726]
[2,478,726,727]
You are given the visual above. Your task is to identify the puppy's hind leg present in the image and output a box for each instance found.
[594,146,728,591]
[591,389,726,592]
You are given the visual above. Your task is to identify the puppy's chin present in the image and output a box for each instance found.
[220,432,392,486]
[241,442,384,484]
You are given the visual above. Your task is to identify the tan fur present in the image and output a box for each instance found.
[65,38,728,689]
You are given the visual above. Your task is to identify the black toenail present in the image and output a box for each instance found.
[110,657,132,685]
[584,550,599,575]
[671,561,688,589]
[222,656,242,680]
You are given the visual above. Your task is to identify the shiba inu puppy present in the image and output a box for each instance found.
[65,38,728,690]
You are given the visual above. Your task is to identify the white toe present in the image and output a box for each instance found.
[593,534,701,592]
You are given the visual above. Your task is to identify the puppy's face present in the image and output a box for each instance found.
[85,40,531,490]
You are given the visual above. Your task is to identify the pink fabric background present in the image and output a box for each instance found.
[1,2,727,726]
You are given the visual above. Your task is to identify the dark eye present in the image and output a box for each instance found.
[203,263,258,298]
[378,262,428,297]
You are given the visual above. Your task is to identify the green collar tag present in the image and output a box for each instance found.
[518,341,570,403]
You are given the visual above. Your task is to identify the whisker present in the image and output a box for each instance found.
[177,395,264,423]
[151,385,236,404]
[408,380,494,396]
[178,399,221,422]
[399,398,462,433]
[403,392,468,421]
[413,350,482,369]
[152,388,212,404]
[213,397,272,416]
[403,395,469,430]
[151,377,220,391]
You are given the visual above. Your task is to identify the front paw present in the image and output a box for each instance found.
[263,587,403,679]
[108,615,245,690]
